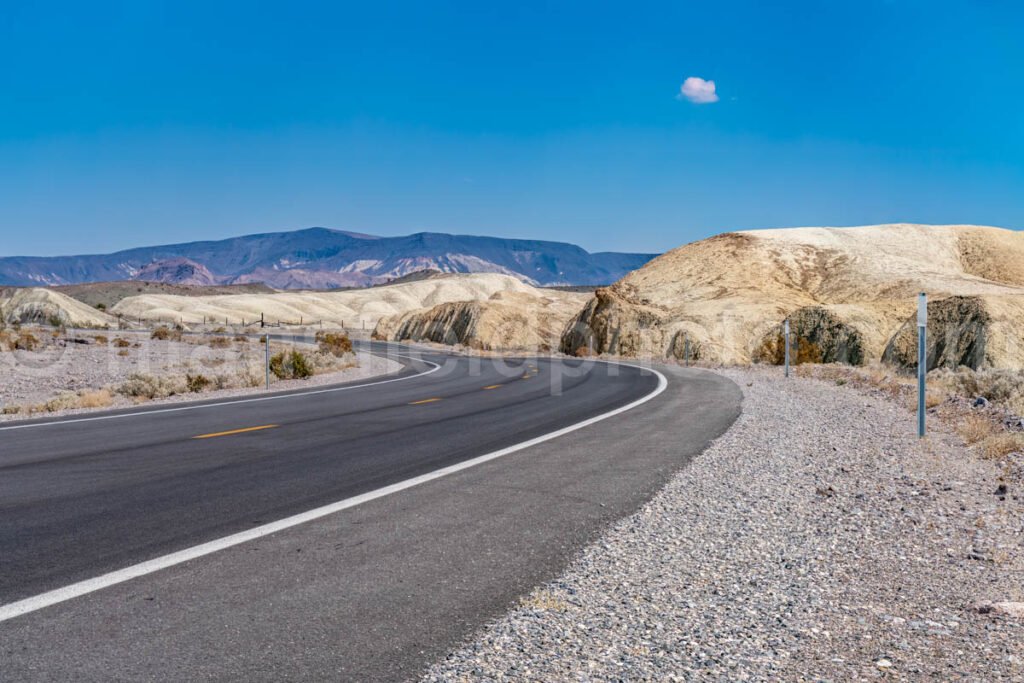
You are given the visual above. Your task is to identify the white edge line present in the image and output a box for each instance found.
[0,353,440,432]
[0,361,667,624]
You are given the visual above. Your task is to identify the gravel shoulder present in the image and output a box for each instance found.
[424,366,1024,681]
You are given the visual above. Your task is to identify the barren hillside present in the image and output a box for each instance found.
[111,273,542,328]
[561,224,1024,369]
[0,288,118,328]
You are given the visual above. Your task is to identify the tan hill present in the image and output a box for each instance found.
[373,289,590,351]
[110,273,542,328]
[560,224,1024,370]
[0,288,118,328]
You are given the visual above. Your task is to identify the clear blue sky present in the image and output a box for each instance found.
[2,1,1022,257]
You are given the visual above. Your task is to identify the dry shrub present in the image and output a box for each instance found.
[980,433,1024,460]
[930,367,1024,408]
[118,349,130,357]
[957,414,998,445]
[0,330,11,351]
[316,331,353,357]
[212,326,227,334]
[186,373,211,393]
[93,335,109,345]
[78,389,113,409]
[2,405,22,415]
[234,335,248,343]
[270,350,313,380]
[42,392,80,412]
[113,338,132,348]
[14,332,39,351]
[116,373,186,399]
[151,326,183,342]
[206,336,232,349]
[574,345,593,357]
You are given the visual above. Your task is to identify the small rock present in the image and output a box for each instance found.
[876,658,893,670]
[973,396,990,408]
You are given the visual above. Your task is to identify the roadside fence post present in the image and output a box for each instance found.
[918,292,927,438]
[684,332,690,367]
[784,319,791,378]
[265,333,271,391]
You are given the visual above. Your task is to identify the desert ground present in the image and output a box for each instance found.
[0,326,396,420]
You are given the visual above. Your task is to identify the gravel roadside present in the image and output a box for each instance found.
[423,366,1023,681]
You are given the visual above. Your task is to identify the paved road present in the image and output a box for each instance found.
[0,342,741,681]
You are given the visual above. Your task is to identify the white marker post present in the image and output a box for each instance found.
[917,292,927,438]
[265,334,271,391]
[784,319,791,378]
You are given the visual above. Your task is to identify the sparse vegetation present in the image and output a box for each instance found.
[14,332,39,351]
[186,373,212,393]
[205,336,232,349]
[316,331,353,357]
[93,335,109,345]
[957,414,997,445]
[151,325,184,341]
[116,373,186,400]
[113,338,132,348]
[270,350,313,380]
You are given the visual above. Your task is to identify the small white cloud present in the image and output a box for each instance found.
[678,76,719,104]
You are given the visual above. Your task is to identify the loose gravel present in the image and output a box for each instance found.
[423,366,1023,681]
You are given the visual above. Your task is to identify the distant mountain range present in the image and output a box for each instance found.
[0,228,657,289]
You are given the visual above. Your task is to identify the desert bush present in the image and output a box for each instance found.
[14,332,39,351]
[118,349,130,357]
[980,433,1024,460]
[186,373,212,393]
[930,367,1024,417]
[113,338,132,348]
[957,414,998,445]
[95,303,107,311]
[270,350,313,380]
[234,335,248,343]
[151,326,183,342]
[116,373,186,399]
[205,336,232,349]
[2,405,21,415]
[316,331,353,357]
[43,392,81,413]
[78,389,113,409]
[212,326,227,334]
[93,335,109,345]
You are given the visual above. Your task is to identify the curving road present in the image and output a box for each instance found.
[0,340,742,681]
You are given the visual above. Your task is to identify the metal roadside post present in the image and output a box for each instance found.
[265,333,271,390]
[684,332,690,367]
[918,292,927,438]
[784,319,791,378]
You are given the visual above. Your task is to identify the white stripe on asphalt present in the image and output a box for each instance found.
[0,353,441,431]
[0,362,667,624]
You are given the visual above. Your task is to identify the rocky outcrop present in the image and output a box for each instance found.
[883,295,1024,371]
[561,225,1024,368]
[375,290,589,351]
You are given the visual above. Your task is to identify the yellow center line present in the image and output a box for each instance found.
[409,397,442,405]
[483,384,502,390]
[193,424,278,440]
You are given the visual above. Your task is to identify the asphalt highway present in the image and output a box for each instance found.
[0,341,742,681]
